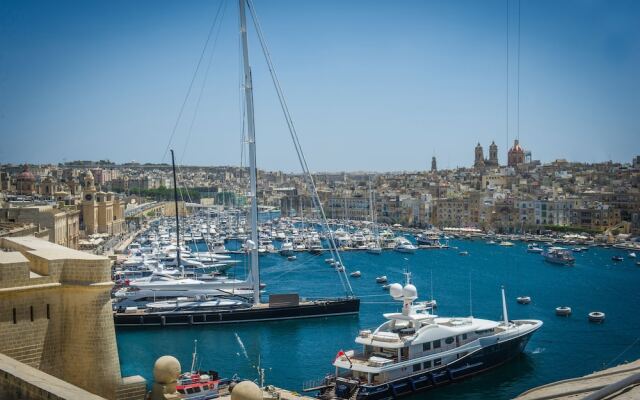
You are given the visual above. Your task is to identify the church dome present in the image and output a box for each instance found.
[510,139,524,153]
[17,165,35,182]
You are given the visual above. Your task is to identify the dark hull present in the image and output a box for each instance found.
[114,298,359,327]
[328,330,535,400]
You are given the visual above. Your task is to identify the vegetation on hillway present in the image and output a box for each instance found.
[543,225,602,235]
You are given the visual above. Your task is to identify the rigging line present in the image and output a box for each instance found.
[517,0,521,141]
[246,0,353,297]
[605,336,640,369]
[179,0,228,165]
[506,0,510,151]
[161,1,224,163]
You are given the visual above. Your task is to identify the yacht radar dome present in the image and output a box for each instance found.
[403,284,418,300]
[389,283,403,300]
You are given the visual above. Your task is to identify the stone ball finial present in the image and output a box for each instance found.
[153,356,181,385]
[230,381,262,400]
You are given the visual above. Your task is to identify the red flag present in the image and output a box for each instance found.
[335,350,345,360]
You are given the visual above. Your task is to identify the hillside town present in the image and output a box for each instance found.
[2,140,639,251]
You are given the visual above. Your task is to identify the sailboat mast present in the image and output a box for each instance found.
[170,149,181,272]
[239,0,260,305]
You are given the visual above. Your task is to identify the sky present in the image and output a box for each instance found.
[0,0,638,172]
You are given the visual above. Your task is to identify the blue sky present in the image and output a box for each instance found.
[0,0,638,171]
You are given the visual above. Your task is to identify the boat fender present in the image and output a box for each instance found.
[139,316,144,325]
[160,316,166,327]
[189,315,194,325]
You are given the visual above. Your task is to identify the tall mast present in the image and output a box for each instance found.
[170,149,181,273]
[239,0,260,305]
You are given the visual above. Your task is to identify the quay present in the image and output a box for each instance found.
[516,359,640,400]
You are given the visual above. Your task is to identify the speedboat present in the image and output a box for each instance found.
[314,277,542,399]
[394,238,417,253]
[376,276,388,283]
[612,255,624,262]
[527,244,543,253]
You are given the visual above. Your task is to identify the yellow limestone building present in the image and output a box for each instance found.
[0,236,145,400]
[82,170,126,235]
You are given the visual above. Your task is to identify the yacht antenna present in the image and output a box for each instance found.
[239,0,260,305]
[430,269,434,302]
[170,149,181,272]
[501,285,509,326]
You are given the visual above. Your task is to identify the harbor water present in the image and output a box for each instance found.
[116,239,640,399]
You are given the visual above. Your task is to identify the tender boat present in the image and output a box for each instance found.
[516,296,531,305]
[499,241,515,247]
[629,252,636,259]
[459,251,469,256]
[311,276,542,399]
[394,238,417,254]
[376,276,388,284]
[612,255,624,262]
[287,255,297,261]
[350,271,362,278]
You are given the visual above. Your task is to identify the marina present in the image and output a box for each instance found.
[116,234,640,399]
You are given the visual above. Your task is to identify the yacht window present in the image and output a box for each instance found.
[177,389,185,394]
[186,388,194,394]
[433,339,441,349]
[423,342,431,351]
[422,360,431,369]
[193,387,201,393]
[445,337,454,345]
[413,364,421,372]
[434,358,442,367]
[462,333,468,340]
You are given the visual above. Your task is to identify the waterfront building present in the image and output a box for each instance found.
[0,236,146,399]
[0,205,80,249]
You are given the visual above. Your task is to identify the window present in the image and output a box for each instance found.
[413,364,421,372]
[12,308,16,324]
[30,306,34,322]
[422,342,431,351]
[462,333,467,340]
[434,358,442,367]
[193,387,201,393]
[186,388,194,394]
[46,304,50,319]
[445,337,454,345]
[433,339,441,349]
[422,360,431,369]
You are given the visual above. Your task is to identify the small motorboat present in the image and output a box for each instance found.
[629,252,636,259]
[588,311,605,323]
[350,271,361,278]
[335,266,345,272]
[325,258,335,264]
[555,306,572,316]
[487,240,497,245]
[287,255,296,261]
[499,241,515,247]
[459,251,469,256]
[517,296,532,305]
[612,256,624,262]
[381,284,390,291]
[376,276,388,283]
[527,244,543,253]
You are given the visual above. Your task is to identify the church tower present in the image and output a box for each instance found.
[431,156,437,172]
[474,143,484,169]
[489,141,499,166]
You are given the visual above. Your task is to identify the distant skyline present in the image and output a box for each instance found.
[1,0,639,172]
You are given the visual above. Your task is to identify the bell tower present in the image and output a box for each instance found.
[474,143,484,169]
[82,170,98,234]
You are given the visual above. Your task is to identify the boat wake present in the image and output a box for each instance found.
[531,347,546,354]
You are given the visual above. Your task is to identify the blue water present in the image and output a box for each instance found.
[116,240,640,399]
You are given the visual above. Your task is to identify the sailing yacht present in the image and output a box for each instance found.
[113,0,358,327]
